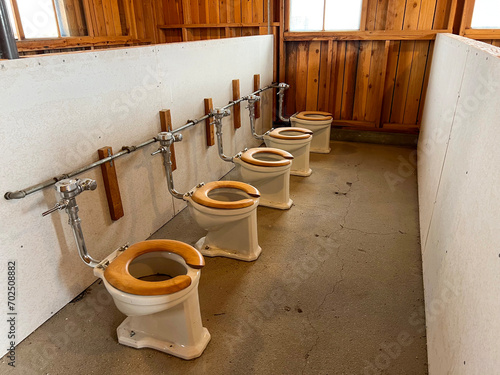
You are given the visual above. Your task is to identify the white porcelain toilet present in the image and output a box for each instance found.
[263,127,313,177]
[233,147,294,210]
[184,180,262,261]
[94,239,210,360]
[290,111,333,153]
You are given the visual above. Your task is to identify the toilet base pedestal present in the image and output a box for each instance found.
[196,237,262,262]
[117,318,211,360]
[309,147,331,154]
[291,168,313,177]
[259,198,293,210]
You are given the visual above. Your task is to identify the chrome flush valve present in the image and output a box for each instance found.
[152,132,183,156]
[212,107,231,121]
[277,82,290,92]
[211,108,231,131]
[42,178,97,216]
[246,95,261,117]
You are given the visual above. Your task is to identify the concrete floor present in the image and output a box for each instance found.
[1,141,427,375]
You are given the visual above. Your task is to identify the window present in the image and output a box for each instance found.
[471,0,500,29]
[5,0,100,40]
[17,0,60,38]
[289,0,363,32]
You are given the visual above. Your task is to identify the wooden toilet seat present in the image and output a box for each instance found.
[268,127,313,140]
[191,181,260,209]
[104,240,205,296]
[240,147,293,167]
[295,111,333,121]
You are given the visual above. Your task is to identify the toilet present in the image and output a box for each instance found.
[232,147,294,210]
[184,180,262,261]
[94,239,211,360]
[263,127,313,177]
[290,111,333,153]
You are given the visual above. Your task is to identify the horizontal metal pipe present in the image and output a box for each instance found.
[171,114,212,134]
[5,83,279,200]
[171,85,277,134]
[4,138,157,200]
[219,84,276,111]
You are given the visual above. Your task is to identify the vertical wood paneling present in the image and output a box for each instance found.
[352,41,372,121]
[295,42,308,112]
[317,41,331,112]
[333,42,346,119]
[305,41,321,110]
[285,43,298,115]
[242,0,252,23]
[365,41,387,123]
[341,42,359,120]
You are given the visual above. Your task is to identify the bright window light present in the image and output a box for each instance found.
[471,0,500,29]
[4,0,19,39]
[289,0,324,31]
[289,0,363,32]
[17,0,59,38]
[324,0,363,31]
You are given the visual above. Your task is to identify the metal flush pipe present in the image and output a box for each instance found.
[246,95,264,140]
[0,0,19,59]
[151,132,185,200]
[42,178,101,267]
[277,83,291,122]
[212,108,233,162]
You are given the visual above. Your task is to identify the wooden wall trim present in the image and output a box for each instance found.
[284,30,449,41]
[159,22,279,29]
[463,29,500,39]
[17,36,149,52]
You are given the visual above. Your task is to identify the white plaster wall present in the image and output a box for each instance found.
[418,34,500,374]
[0,35,273,352]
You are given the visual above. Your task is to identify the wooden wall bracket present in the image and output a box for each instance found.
[204,98,215,146]
[159,109,177,170]
[97,146,125,221]
[254,74,261,119]
[232,79,241,129]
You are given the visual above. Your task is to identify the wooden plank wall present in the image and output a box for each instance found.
[156,0,280,80]
[283,0,461,132]
[157,0,280,41]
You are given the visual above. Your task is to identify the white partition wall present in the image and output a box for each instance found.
[0,35,274,350]
[418,34,500,374]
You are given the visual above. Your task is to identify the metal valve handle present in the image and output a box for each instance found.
[42,201,68,217]
[212,108,231,119]
[42,178,97,217]
[152,132,183,156]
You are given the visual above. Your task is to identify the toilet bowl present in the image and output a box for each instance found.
[290,111,333,153]
[263,127,313,177]
[184,181,262,261]
[233,147,294,210]
[94,240,210,360]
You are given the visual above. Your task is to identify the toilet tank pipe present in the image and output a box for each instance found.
[162,152,184,200]
[247,95,264,140]
[153,132,185,200]
[213,109,233,162]
[42,178,101,268]
[67,201,101,267]
[277,83,290,122]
